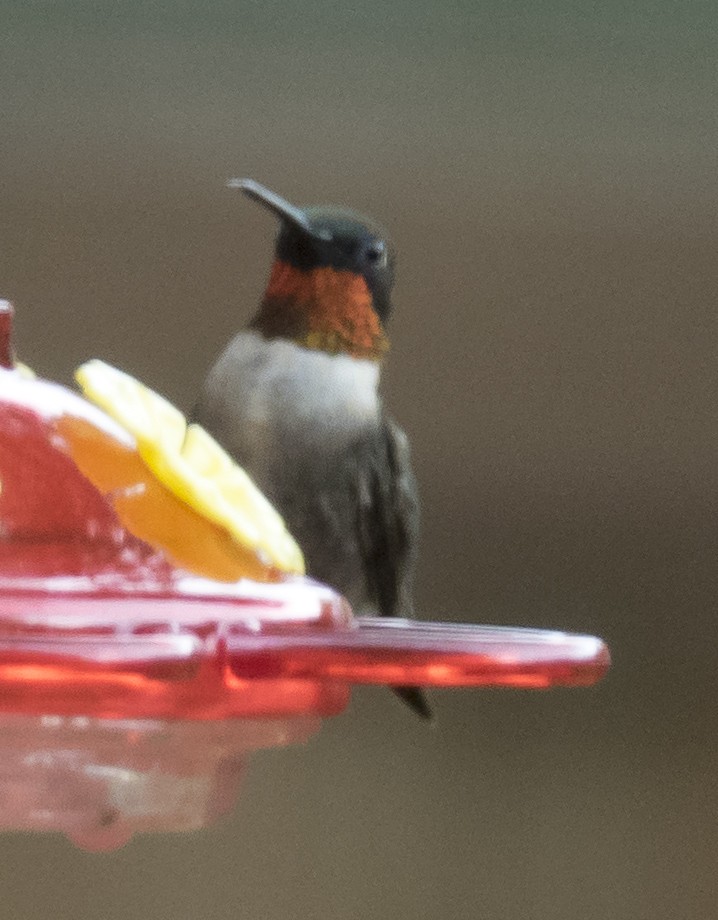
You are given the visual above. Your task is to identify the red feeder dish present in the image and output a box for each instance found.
[0,299,610,849]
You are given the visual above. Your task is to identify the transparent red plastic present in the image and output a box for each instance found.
[0,299,610,848]
[0,297,609,720]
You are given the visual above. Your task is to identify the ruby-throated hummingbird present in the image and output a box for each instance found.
[194,179,430,718]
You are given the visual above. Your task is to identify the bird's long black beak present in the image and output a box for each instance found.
[227,178,315,235]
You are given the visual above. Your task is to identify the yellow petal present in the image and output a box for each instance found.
[76,359,186,452]
[75,359,305,576]
[16,362,36,380]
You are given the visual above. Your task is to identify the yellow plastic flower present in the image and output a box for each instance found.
[15,361,36,380]
[74,359,304,576]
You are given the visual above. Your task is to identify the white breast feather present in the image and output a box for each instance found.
[202,331,381,453]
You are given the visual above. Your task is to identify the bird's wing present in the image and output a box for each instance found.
[354,417,432,720]
[354,416,419,620]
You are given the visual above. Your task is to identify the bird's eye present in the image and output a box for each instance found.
[365,241,387,267]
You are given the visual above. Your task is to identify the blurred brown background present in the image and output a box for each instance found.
[1,2,717,918]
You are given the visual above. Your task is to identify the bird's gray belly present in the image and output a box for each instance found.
[274,449,370,607]
[193,335,380,610]
[235,418,374,609]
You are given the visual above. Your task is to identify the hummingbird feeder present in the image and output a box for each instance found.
[0,299,610,849]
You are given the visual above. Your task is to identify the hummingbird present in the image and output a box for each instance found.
[193,179,430,719]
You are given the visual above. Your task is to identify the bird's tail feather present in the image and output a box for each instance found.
[391,685,433,720]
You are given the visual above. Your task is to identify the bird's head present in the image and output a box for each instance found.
[231,179,395,361]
